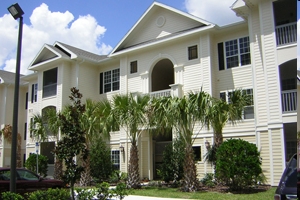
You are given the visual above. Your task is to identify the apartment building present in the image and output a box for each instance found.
[0,0,296,186]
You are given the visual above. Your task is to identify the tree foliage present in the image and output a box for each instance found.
[158,139,185,184]
[54,87,88,200]
[25,153,48,177]
[215,138,264,190]
[90,136,114,182]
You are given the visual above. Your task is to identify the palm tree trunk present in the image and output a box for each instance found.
[127,142,140,189]
[80,156,92,186]
[182,145,199,192]
[214,132,223,148]
[53,159,63,180]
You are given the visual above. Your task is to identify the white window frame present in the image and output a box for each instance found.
[111,150,120,170]
[224,36,251,69]
[220,89,254,119]
[103,68,120,93]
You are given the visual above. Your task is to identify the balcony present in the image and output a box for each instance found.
[281,90,297,113]
[275,22,297,47]
[150,89,171,98]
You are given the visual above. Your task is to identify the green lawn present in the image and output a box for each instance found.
[130,186,276,200]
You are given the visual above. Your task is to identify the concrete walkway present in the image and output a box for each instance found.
[124,195,188,200]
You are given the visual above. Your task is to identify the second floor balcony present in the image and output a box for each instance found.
[281,89,297,113]
[275,22,297,47]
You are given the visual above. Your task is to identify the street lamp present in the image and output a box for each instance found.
[7,3,24,193]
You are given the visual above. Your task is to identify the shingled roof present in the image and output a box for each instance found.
[0,70,26,85]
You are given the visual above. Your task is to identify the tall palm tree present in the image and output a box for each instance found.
[109,94,151,189]
[206,89,250,148]
[204,89,250,164]
[152,91,211,192]
[30,108,62,179]
[79,99,103,186]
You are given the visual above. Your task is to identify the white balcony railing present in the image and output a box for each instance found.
[150,89,171,98]
[281,90,297,113]
[275,22,297,46]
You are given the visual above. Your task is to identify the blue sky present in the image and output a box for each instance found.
[0,0,242,74]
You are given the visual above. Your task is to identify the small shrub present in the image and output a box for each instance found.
[158,139,185,184]
[109,170,127,184]
[200,173,216,188]
[95,182,113,200]
[76,188,96,200]
[27,188,70,200]
[215,139,265,190]
[25,153,48,177]
[113,182,129,200]
[1,191,24,200]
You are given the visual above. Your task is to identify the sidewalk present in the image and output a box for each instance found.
[124,195,184,200]
[124,196,188,200]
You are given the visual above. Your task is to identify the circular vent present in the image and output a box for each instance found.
[156,16,165,27]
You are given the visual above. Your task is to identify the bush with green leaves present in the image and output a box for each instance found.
[76,188,96,200]
[157,139,185,184]
[26,188,70,200]
[90,137,114,182]
[1,192,24,200]
[215,138,265,190]
[109,170,127,184]
[25,153,48,177]
[200,173,216,188]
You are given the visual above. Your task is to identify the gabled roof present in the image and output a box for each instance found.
[0,69,26,85]
[29,42,108,70]
[110,2,215,56]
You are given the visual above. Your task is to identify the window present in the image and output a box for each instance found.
[24,123,27,140]
[243,89,254,119]
[188,45,198,60]
[111,150,120,170]
[192,146,201,161]
[43,68,57,98]
[100,69,120,94]
[130,61,137,74]
[220,89,254,119]
[31,83,38,103]
[25,92,28,109]
[218,36,251,70]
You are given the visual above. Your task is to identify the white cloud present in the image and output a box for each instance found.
[0,3,112,75]
[184,0,242,25]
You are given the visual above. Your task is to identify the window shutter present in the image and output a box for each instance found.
[25,92,28,109]
[218,42,224,70]
[100,72,103,94]
[31,84,34,103]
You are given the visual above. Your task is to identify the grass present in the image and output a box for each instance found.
[129,186,276,200]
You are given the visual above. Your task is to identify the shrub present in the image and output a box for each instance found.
[1,192,24,200]
[200,173,216,188]
[109,170,127,184]
[25,153,48,177]
[76,188,96,200]
[215,138,265,190]
[26,188,70,200]
[95,182,113,200]
[158,139,185,184]
[90,137,114,182]
[114,182,129,200]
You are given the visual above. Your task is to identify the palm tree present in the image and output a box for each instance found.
[108,94,151,189]
[204,89,250,164]
[206,89,250,148]
[79,99,104,186]
[30,108,62,179]
[151,91,211,192]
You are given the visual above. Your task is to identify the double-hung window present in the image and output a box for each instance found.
[31,83,38,103]
[220,89,254,119]
[188,45,198,60]
[218,36,251,70]
[111,150,120,170]
[100,69,120,94]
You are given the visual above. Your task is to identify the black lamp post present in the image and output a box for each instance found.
[7,3,24,193]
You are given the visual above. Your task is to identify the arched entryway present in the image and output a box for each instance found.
[151,59,174,92]
[150,58,174,179]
